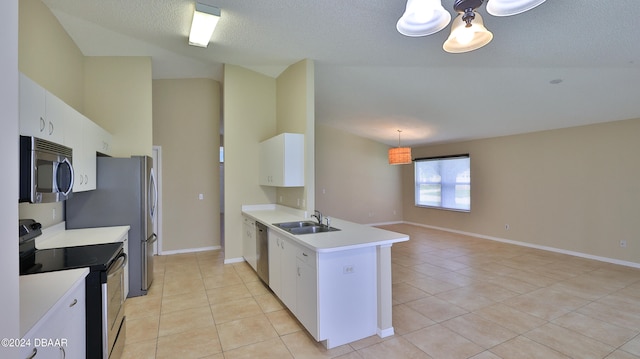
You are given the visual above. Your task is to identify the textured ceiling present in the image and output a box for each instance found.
[41,0,640,146]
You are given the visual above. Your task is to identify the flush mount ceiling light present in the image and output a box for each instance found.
[397,0,546,53]
[388,130,412,165]
[188,2,221,48]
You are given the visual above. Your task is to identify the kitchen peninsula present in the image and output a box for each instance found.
[242,205,409,348]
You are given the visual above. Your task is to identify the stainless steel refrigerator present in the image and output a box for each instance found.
[66,155,158,297]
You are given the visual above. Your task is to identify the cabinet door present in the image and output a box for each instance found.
[94,124,113,156]
[268,231,282,296]
[279,237,297,312]
[18,73,46,138]
[296,253,318,338]
[259,136,284,185]
[21,279,86,359]
[43,91,66,144]
[65,109,87,192]
[243,216,257,271]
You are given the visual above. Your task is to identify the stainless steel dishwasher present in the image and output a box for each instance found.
[256,222,269,285]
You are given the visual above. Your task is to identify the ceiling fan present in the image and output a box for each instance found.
[397,0,547,53]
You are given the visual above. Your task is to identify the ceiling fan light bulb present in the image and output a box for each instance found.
[456,26,475,45]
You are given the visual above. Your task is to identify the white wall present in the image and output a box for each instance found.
[0,0,20,351]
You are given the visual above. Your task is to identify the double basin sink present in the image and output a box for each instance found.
[273,221,340,235]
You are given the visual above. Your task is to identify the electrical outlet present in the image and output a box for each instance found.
[343,265,354,274]
[620,240,627,248]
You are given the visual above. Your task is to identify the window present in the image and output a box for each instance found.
[414,154,470,211]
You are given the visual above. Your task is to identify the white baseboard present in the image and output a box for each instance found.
[377,327,395,338]
[367,220,404,227]
[404,221,640,269]
[159,245,221,256]
[224,257,246,264]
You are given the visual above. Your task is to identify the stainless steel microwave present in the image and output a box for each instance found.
[19,136,74,203]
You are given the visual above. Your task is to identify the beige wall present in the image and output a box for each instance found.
[275,59,315,212]
[84,57,153,157]
[1,0,20,345]
[403,118,640,265]
[18,0,85,228]
[19,0,84,111]
[18,1,153,226]
[315,125,404,224]
[153,79,221,252]
[224,65,277,260]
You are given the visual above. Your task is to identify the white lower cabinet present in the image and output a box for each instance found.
[267,225,378,349]
[243,216,257,271]
[268,230,297,310]
[20,276,86,359]
[268,229,318,338]
[296,255,318,338]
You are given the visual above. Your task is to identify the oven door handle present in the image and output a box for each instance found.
[107,253,127,278]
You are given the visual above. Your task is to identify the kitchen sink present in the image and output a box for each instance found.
[289,225,340,235]
[273,221,340,235]
[273,221,318,229]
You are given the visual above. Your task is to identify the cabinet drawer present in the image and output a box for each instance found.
[296,246,316,267]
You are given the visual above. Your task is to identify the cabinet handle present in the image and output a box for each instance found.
[60,347,66,358]
[302,252,308,257]
[48,121,54,135]
[39,117,45,132]
[26,348,37,359]
[69,298,78,307]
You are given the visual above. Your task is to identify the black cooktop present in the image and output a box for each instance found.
[20,242,123,275]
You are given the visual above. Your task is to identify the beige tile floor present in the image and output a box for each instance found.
[122,223,640,359]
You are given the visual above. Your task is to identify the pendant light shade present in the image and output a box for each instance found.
[388,147,412,165]
[388,130,412,165]
[486,0,547,16]
[443,12,493,53]
[397,0,451,37]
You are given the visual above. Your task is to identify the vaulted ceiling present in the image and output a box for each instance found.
[42,0,640,146]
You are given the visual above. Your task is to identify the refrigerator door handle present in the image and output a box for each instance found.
[149,169,158,220]
[144,233,158,244]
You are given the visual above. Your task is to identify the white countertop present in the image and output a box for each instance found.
[242,205,409,253]
[36,222,130,249]
[20,268,89,337]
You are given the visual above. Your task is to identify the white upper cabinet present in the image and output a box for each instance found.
[19,73,113,193]
[259,133,304,187]
[19,73,65,144]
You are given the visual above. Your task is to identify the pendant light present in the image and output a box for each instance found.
[388,130,412,165]
[443,11,493,53]
[396,0,546,53]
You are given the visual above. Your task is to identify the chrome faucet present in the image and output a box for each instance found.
[311,210,323,225]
